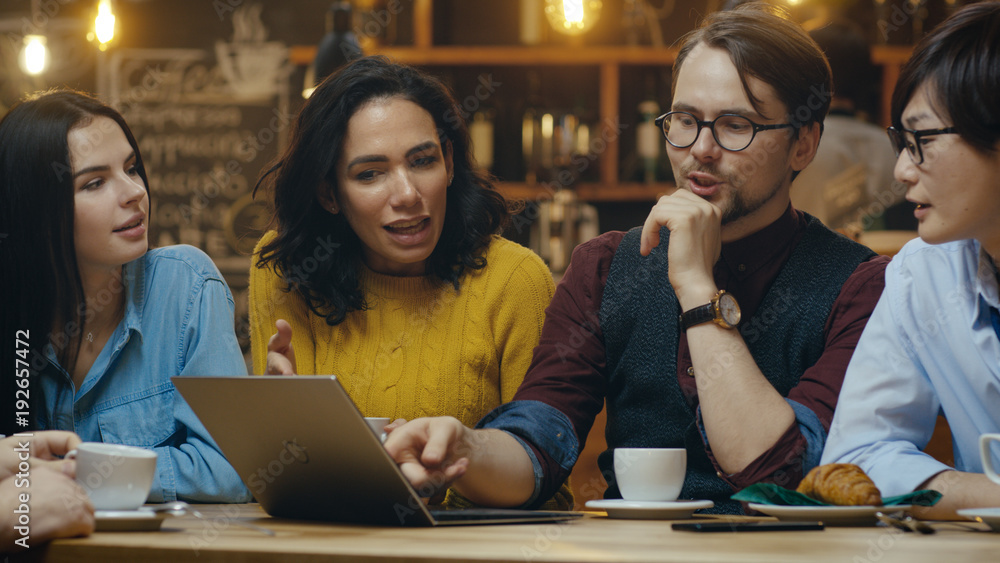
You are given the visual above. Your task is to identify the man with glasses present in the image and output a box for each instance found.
[385,3,889,514]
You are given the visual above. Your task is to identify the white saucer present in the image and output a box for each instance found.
[95,508,173,532]
[585,499,714,520]
[748,503,912,527]
[957,508,1000,532]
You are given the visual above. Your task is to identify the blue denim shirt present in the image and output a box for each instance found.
[39,245,252,503]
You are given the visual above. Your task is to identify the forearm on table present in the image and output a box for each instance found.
[451,429,536,508]
[152,440,251,503]
[689,324,795,474]
[911,471,1000,520]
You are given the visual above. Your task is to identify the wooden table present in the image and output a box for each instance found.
[12,505,999,563]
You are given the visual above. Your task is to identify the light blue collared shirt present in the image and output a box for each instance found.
[39,245,252,503]
[822,238,1000,496]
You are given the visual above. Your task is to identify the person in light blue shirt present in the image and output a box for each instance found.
[821,2,1000,520]
[0,90,250,503]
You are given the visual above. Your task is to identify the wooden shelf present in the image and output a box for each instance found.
[290,45,678,66]
[289,0,914,201]
[496,182,674,203]
[291,41,676,197]
[871,45,913,126]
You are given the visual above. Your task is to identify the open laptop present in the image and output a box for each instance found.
[173,375,582,526]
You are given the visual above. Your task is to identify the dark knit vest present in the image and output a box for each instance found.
[597,216,875,514]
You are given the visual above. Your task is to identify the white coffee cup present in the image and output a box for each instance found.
[365,417,390,443]
[980,434,1000,485]
[614,447,686,502]
[69,442,157,510]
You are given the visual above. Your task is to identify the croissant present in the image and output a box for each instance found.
[796,463,882,506]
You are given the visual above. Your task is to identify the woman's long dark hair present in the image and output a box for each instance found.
[0,90,148,436]
[254,56,510,326]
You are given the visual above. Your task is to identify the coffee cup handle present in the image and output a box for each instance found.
[65,449,78,460]
[981,435,1000,485]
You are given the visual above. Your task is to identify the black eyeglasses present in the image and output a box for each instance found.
[655,111,795,152]
[886,126,959,165]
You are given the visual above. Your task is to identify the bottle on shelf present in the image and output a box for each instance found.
[520,0,544,45]
[470,109,495,171]
[622,72,670,185]
[636,98,661,185]
[521,71,545,185]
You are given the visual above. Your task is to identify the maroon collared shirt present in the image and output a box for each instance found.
[512,205,890,501]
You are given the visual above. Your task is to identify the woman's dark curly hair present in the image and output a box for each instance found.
[253,56,511,326]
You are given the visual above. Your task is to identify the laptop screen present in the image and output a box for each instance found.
[173,376,581,526]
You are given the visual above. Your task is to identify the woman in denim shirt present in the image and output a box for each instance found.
[0,90,251,503]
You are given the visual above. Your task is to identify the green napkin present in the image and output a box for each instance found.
[732,483,941,507]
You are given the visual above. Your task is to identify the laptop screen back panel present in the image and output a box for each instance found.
[174,376,434,526]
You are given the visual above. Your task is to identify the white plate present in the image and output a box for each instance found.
[957,508,1000,532]
[95,508,173,532]
[585,499,714,520]
[748,503,913,526]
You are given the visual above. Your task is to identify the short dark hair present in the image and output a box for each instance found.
[253,56,510,326]
[0,90,148,434]
[673,2,832,133]
[891,1,1000,154]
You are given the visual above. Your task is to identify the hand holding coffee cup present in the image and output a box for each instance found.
[980,434,1000,485]
[67,443,157,511]
[614,448,687,502]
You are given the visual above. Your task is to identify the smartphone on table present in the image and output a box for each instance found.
[671,521,824,532]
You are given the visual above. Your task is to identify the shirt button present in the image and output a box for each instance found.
[738,264,747,272]
[686,367,695,377]
[716,471,724,478]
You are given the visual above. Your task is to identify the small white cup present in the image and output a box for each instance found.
[365,417,390,443]
[69,442,157,510]
[980,434,1000,485]
[614,447,686,502]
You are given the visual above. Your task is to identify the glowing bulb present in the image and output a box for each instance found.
[541,113,554,138]
[563,0,584,24]
[20,35,48,75]
[95,0,116,46]
[545,0,602,36]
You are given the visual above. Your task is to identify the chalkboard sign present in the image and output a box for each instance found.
[103,42,292,361]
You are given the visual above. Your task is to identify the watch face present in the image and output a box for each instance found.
[718,293,741,326]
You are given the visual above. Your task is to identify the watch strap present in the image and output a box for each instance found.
[679,303,715,331]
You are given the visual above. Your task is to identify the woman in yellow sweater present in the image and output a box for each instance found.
[248,57,562,505]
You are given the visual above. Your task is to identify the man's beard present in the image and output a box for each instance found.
[720,183,782,225]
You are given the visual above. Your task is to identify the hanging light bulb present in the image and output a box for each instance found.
[544,0,602,36]
[19,35,49,75]
[94,0,116,51]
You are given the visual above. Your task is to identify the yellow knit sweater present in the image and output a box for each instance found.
[249,233,555,428]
